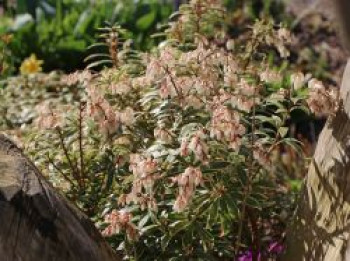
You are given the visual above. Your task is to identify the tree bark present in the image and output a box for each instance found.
[282,60,350,260]
[0,134,121,261]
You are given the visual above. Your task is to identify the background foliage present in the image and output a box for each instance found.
[1,0,173,72]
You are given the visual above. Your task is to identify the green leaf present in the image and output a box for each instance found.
[86,59,113,69]
[87,42,109,50]
[136,10,157,31]
[141,224,158,234]
[84,53,111,62]
[289,179,302,191]
[73,9,91,36]
[138,213,150,229]
[278,127,288,138]
[161,234,172,251]
[56,39,86,50]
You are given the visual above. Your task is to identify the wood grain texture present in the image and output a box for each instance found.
[0,134,121,261]
[282,60,350,260]
[283,1,350,259]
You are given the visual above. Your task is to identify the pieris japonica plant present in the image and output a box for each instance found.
[24,0,339,260]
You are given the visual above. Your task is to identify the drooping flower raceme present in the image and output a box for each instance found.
[307,78,339,117]
[36,102,62,130]
[172,166,203,212]
[210,98,246,151]
[181,130,210,164]
[126,154,159,211]
[102,209,138,240]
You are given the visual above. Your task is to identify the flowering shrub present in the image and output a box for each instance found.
[0,72,83,134]
[22,0,339,259]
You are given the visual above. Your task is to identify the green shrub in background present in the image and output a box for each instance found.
[1,0,173,72]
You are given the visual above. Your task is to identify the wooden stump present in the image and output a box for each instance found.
[0,134,120,261]
[282,60,350,260]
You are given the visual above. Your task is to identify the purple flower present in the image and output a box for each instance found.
[268,241,284,255]
[238,251,253,261]
[238,251,261,261]
[237,241,284,260]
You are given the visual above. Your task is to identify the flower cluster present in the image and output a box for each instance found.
[123,154,159,211]
[61,70,92,87]
[181,130,209,164]
[143,42,225,107]
[172,166,203,212]
[85,85,134,137]
[275,28,292,58]
[86,86,120,137]
[110,72,133,95]
[154,126,173,143]
[307,78,339,117]
[36,102,62,130]
[253,142,271,167]
[251,20,292,59]
[210,94,246,150]
[102,209,138,241]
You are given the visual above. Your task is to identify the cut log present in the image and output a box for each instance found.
[282,1,350,259]
[282,60,350,260]
[0,134,121,261]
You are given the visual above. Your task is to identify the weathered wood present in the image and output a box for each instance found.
[0,134,121,261]
[282,60,350,260]
[282,1,350,260]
